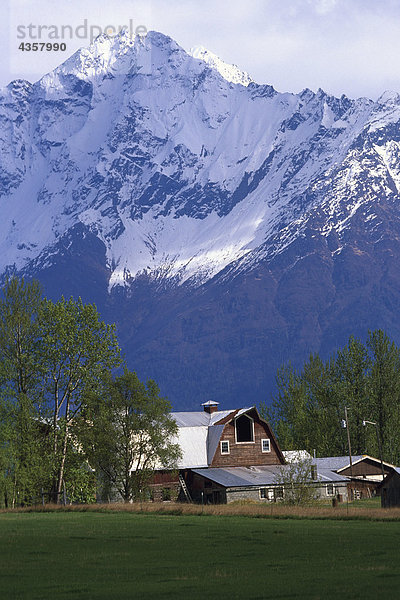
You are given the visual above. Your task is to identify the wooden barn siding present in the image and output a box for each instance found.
[149,471,179,485]
[381,473,400,507]
[340,460,390,477]
[190,472,226,502]
[347,480,378,499]
[211,413,283,468]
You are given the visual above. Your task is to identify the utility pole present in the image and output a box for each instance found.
[343,407,353,478]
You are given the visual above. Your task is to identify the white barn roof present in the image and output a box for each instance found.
[170,407,254,469]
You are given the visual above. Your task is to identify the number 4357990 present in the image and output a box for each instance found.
[18,42,66,51]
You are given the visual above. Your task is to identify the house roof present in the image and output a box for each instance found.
[191,465,349,488]
[315,456,363,471]
[317,469,350,483]
[191,466,283,487]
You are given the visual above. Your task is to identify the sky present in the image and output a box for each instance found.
[2,0,400,100]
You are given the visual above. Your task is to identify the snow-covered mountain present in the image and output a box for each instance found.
[2,30,400,408]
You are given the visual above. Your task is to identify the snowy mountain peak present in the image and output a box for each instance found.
[377,90,400,105]
[39,30,203,91]
[2,30,400,298]
[189,45,253,86]
[40,30,139,86]
[2,31,400,410]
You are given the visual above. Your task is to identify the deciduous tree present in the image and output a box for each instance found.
[39,296,121,502]
[82,369,181,503]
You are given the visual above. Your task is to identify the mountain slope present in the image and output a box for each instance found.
[2,31,400,408]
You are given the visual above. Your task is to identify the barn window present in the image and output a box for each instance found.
[326,484,334,496]
[275,487,284,500]
[235,415,254,443]
[259,488,274,500]
[261,439,271,453]
[220,440,230,455]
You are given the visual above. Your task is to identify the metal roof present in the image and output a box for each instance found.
[206,425,224,465]
[315,456,363,471]
[171,410,237,428]
[191,466,284,487]
[174,427,209,469]
[191,464,349,488]
[317,468,349,483]
[170,407,255,468]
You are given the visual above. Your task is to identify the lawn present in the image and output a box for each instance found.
[1,511,400,599]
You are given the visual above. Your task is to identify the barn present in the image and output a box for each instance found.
[149,402,350,503]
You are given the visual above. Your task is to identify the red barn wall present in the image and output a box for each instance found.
[211,409,284,467]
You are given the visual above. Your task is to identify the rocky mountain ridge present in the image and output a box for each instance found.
[1,31,400,408]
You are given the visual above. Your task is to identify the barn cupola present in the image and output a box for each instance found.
[202,401,219,414]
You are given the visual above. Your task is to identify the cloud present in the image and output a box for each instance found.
[1,0,400,99]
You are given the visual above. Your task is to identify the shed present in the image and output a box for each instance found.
[379,470,400,508]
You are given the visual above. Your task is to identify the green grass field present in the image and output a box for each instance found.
[1,511,400,599]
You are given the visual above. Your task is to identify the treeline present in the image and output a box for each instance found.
[262,331,400,464]
[0,278,179,507]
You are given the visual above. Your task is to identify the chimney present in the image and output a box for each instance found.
[202,401,219,414]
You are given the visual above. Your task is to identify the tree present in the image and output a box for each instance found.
[0,277,50,506]
[82,370,181,503]
[0,278,123,506]
[264,330,400,463]
[39,296,121,503]
[366,329,400,464]
[273,456,318,505]
[262,355,343,457]
[0,277,43,397]
[261,363,308,451]
[333,335,371,454]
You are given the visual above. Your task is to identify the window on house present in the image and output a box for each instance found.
[326,484,334,496]
[261,438,271,453]
[235,415,254,443]
[274,487,284,500]
[220,440,230,454]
